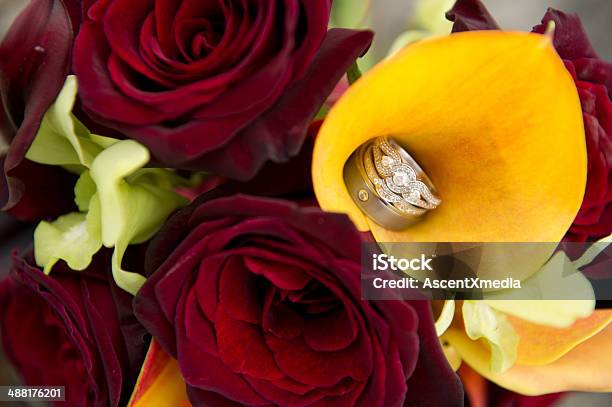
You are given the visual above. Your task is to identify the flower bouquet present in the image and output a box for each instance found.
[0,0,610,406]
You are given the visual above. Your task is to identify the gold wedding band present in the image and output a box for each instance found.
[344,137,441,229]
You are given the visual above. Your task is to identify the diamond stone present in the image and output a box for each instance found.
[381,155,394,167]
[392,171,410,186]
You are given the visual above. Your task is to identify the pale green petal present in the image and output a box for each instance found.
[112,240,147,296]
[90,139,187,294]
[462,300,519,373]
[90,133,119,149]
[482,251,595,328]
[74,171,96,212]
[435,300,456,336]
[34,212,102,274]
[26,75,103,169]
[28,77,188,295]
[573,234,612,269]
[485,299,594,330]
[90,140,150,247]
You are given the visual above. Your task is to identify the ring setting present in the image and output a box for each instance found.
[344,137,441,229]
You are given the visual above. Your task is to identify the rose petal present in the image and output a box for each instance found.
[266,331,371,387]
[0,0,79,219]
[404,301,464,407]
[219,257,264,323]
[215,305,284,381]
[446,0,500,32]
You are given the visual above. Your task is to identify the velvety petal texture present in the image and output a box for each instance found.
[0,0,80,220]
[73,0,373,179]
[134,193,462,406]
[0,251,148,407]
[450,0,612,242]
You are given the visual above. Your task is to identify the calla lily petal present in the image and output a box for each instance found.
[485,299,594,329]
[128,340,191,407]
[313,31,585,249]
[435,299,456,336]
[444,321,612,395]
[508,310,612,365]
[462,301,518,372]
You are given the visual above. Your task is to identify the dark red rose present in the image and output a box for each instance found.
[0,0,81,220]
[73,1,373,180]
[447,0,612,241]
[134,194,463,406]
[0,252,148,407]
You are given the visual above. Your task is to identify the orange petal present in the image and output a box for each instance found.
[445,320,612,395]
[313,32,585,252]
[511,309,612,365]
[128,340,191,407]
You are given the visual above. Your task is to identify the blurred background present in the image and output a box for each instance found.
[0,0,611,405]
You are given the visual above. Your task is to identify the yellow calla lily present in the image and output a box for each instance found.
[312,31,585,246]
[444,315,612,395]
[128,341,191,407]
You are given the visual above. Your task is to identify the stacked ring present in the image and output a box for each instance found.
[344,137,441,230]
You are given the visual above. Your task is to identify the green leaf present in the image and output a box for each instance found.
[462,300,519,373]
[34,212,102,274]
[346,62,362,85]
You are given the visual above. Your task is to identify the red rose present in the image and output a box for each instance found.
[0,0,80,220]
[73,0,373,179]
[134,194,463,406]
[0,252,148,407]
[447,0,612,241]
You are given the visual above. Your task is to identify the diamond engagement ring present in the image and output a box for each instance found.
[344,136,441,229]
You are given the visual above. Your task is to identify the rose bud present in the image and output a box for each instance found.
[134,193,463,406]
[0,0,81,220]
[0,251,148,407]
[73,0,373,180]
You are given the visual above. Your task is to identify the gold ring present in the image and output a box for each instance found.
[343,137,441,229]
